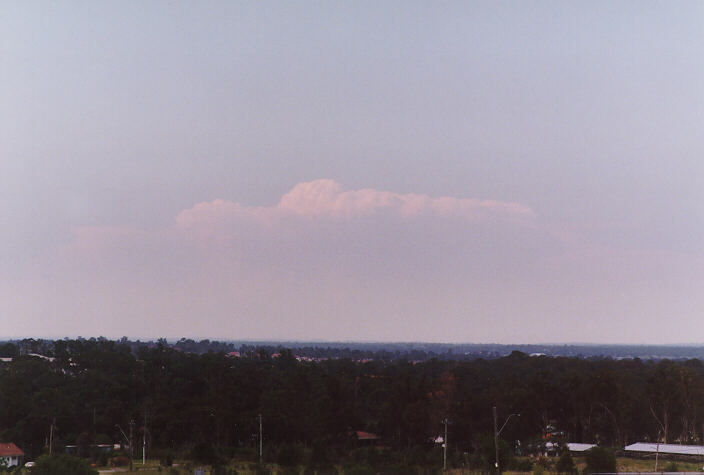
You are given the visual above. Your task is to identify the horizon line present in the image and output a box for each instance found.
[2,336,704,347]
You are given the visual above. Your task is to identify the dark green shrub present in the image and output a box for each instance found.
[555,450,577,473]
[663,462,679,472]
[307,441,332,470]
[160,449,174,466]
[252,463,270,475]
[232,447,258,462]
[277,443,303,466]
[584,446,616,474]
[509,457,534,471]
[534,456,552,469]
[407,445,430,466]
[190,441,224,468]
[32,454,98,475]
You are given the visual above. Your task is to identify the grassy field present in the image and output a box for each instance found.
[614,456,704,473]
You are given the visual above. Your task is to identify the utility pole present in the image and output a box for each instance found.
[49,418,56,455]
[651,408,666,473]
[129,419,135,471]
[258,414,263,464]
[443,418,448,471]
[143,410,147,465]
[493,407,499,474]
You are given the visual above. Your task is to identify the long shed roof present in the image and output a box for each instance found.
[567,443,597,452]
[544,442,596,452]
[624,443,704,456]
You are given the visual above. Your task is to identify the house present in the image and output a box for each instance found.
[27,353,55,362]
[65,443,113,455]
[0,443,24,467]
[352,430,382,447]
[541,442,596,456]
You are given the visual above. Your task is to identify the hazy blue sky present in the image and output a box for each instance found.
[1,1,702,342]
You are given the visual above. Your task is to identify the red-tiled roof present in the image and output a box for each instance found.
[355,431,380,440]
[0,443,23,457]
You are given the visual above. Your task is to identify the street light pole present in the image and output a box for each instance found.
[493,407,499,474]
[258,414,263,465]
[493,407,520,474]
[143,410,147,465]
[49,418,56,456]
[129,419,135,471]
[443,418,448,471]
[116,423,134,471]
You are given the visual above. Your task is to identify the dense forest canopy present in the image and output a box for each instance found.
[5,338,704,361]
[1,338,703,469]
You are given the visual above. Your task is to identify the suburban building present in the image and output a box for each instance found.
[0,442,24,467]
[541,442,596,456]
[353,430,381,447]
[625,442,704,457]
[566,443,597,452]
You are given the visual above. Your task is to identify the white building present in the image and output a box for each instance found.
[625,442,704,457]
[0,443,24,467]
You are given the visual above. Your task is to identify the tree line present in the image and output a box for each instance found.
[0,339,703,470]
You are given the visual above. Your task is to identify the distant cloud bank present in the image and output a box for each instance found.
[3,180,700,343]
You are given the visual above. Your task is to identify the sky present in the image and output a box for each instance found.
[1,1,702,343]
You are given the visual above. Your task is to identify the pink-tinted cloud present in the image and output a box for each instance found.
[54,179,538,277]
[301,178,527,217]
[6,179,701,343]
[175,179,533,229]
[277,179,533,218]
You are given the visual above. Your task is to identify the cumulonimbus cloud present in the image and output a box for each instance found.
[52,178,546,297]
[17,179,554,340]
[9,179,700,343]
[175,179,534,230]
[58,179,542,270]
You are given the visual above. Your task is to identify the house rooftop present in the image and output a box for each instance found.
[0,443,24,457]
[355,430,380,440]
[567,443,596,452]
[544,442,596,452]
